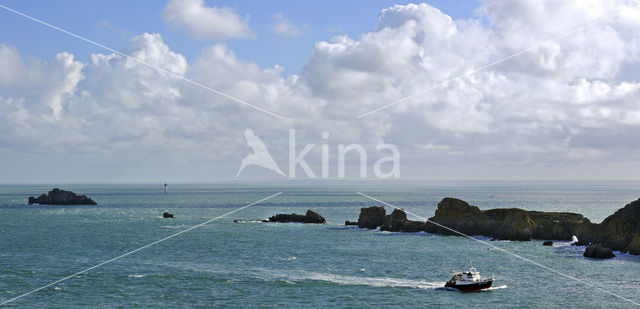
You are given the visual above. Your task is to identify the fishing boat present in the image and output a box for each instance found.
[444,260,494,292]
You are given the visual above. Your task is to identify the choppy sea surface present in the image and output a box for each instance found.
[1,181,640,308]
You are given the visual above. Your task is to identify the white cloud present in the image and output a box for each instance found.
[2,1,640,181]
[0,44,26,87]
[0,44,83,120]
[272,13,302,37]
[162,0,254,40]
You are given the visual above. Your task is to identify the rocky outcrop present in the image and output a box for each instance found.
[269,210,326,224]
[345,221,358,226]
[28,188,97,205]
[423,198,588,241]
[543,241,553,246]
[356,198,587,241]
[357,206,386,229]
[583,244,615,259]
[574,199,640,254]
[163,212,175,218]
[353,197,640,255]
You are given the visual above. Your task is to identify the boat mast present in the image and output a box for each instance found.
[468,258,475,270]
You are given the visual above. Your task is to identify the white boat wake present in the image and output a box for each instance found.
[271,270,509,292]
[485,285,508,291]
[253,269,447,290]
[155,262,507,292]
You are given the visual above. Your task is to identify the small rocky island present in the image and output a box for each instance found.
[28,188,97,205]
[269,210,326,224]
[583,244,615,259]
[353,197,640,258]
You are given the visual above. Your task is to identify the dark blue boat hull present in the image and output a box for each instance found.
[444,279,493,292]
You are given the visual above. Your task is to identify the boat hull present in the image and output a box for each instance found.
[444,279,493,292]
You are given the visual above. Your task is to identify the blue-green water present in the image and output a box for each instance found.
[1,182,640,308]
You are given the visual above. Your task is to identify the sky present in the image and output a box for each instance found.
[0,0,480,76]
[1,0,640,183]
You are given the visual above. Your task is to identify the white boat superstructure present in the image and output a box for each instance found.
[445,260,494,291]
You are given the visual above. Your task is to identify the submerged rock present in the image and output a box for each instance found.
[345,221,358,226]
[543,241,553,246]
[233,219,268,223]
[269,210,326,224]
[28,188,97,205]
[583,244,615,259]
[163,212,175,218]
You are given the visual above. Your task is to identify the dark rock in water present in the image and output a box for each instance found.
[351,197,640,256]
[381,209,412,232]
[424,198,588,241]
[575,199,640,255]
[357,206,426,232]
[163,212,175,218]
[357,206,386,229]
[261,219,269,223]
[345,221,358,226]
[357,198,586,241]
[269,210,326,224]
[543,241,553,246]
[354,198,587,240]
[233,219,243,223]
[583,244,615,259]
[28,188,97,205]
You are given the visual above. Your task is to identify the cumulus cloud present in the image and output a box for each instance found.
[2,0,640,181]
[272,13,302,37]
[0,44,83,121]
[163,0,254,40]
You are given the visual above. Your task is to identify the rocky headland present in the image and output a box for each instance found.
[354,197,640,257]
[269,210,326,224]
[574,199,640,255]
[28,188,97,205]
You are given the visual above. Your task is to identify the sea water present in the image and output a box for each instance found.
[1,181,639,308]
